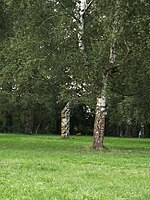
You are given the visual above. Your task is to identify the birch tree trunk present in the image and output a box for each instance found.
[93,76,107,149]
[92,1,120,149]
[60,0,87,138]
[92,44,115,149]
[61,102,70,138]
[76,0,87,53]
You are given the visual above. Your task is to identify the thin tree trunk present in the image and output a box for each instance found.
[61,102,70,138]
[60,0,87,138]
[138,123,144,138]
[24,110,32,134]
[76,0,86,53]
[35,121,42,135]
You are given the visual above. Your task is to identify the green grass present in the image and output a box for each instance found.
[0,134,150,200]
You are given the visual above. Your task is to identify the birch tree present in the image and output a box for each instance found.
[92,1,122,149]
[60,0,91,138]
[74,0,124,149]
[58,0,124,147]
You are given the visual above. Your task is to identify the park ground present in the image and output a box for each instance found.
[0,134,150,200]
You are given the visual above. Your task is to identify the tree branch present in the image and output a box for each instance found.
[85,0,94,13]
[58,1,79,22]
[111,86,138,97]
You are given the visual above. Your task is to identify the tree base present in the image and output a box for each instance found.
[92,144,108,151]
[61,135,69,139]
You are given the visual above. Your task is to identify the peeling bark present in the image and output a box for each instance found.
[61,102,70,138]
[92,2,120,149]
[76,0,86,52]
[93,76,107,149]
[61,1,87,138]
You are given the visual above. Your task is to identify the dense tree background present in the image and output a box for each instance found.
[0,0,150,137]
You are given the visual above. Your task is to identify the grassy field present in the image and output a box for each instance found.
[0,134,150,200]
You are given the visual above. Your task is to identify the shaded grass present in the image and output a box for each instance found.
[0,134,150,200]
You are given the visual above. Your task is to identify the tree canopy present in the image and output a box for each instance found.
[0,0,150,140]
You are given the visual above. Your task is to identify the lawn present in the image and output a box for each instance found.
[0,134,150,200]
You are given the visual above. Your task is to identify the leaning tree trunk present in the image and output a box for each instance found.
[35,121,42,135]
[61,102,71,138]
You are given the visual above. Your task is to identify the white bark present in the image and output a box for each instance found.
[96,75,107,113]
[61,102,70,138]
[61,1,88,138]
[93,76,107,149]
[76,0,87,52]
[93,2,119,148]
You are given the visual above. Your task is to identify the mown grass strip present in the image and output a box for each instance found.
[0,134,150,200]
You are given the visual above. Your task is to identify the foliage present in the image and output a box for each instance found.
[0,0,68,133]
[0,0,150,135]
